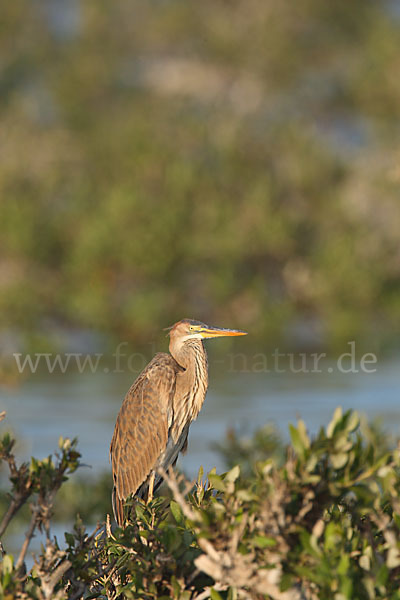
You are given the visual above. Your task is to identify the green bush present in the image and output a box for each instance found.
[1,407,400,598]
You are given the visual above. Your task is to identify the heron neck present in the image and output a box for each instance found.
[170,338,209,423]
[170,338,207,373]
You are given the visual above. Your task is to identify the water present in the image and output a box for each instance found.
[1,357,399,480]
[1,357,399,563]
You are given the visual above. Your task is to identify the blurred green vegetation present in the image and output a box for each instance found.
[1,0,400,352]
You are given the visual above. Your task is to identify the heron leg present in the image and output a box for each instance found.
[147,472,155,504]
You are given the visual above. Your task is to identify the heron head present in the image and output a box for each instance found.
[165,319,247,341]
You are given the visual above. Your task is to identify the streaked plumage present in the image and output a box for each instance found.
[110,318,247,525]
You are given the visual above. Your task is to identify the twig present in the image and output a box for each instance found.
[158,467,196,520]
[0,458,30,537]
[16,506,39,570]
[41,559,72,599]
[0,497,22,537]
[187,567,201,585]
[106,513,115,540]
[160,467,221,562]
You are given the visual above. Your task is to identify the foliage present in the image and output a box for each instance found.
[0,410,82,593]
[1,408,400,598]
[213,424,284,477]
[1,0,400,352]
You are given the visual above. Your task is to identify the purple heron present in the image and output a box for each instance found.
[110,318,247,525]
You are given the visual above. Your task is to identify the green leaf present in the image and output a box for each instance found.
[210,589,224,600]
[330,453,348,469]
[376,564,389,586]
[289,424,306,457]
[387,547,400,569]
[208,473,226,492]
[224,464,240,484]
[164,528,181,552]
[297,419,310,449]
[171,575,181,598]
[197,465,204,483]
[327,406,343,438]
[359,554,370,571]
[346,411,359,433]
[253,535,277,548]
[65,532,75,547]
[334,435,352,452]
[227,587,238,600]
[337,552,350,575]
[135,503,146,521]
[305,454,318,472]
[2,554,13,574]
[170,500,184,525]
[236,489,254,501]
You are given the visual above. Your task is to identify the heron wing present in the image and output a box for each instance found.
[110,352,180,525]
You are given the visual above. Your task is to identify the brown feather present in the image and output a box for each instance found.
[110,352,181,525]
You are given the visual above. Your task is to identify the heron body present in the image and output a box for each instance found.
[110,318,247,526]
